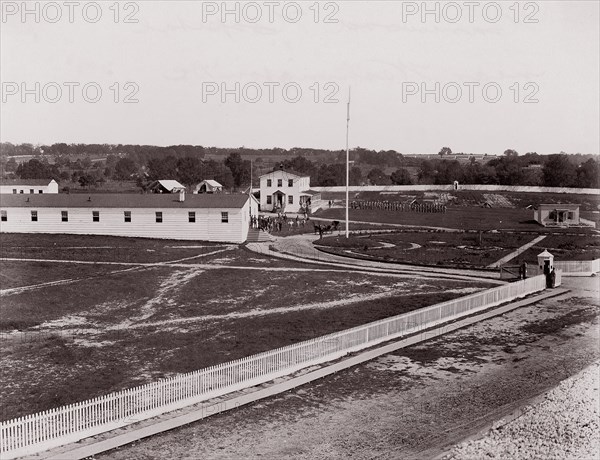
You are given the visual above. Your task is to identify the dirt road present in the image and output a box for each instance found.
[95,277,599,460]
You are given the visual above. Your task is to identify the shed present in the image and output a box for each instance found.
[534,204,580,227]
[0,179,59,194]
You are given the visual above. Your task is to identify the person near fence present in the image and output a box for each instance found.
[518,263,523,279]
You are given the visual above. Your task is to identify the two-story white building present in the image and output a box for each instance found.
[0,179,59,194]
[259,169,320,213]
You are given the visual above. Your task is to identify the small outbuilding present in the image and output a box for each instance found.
[534,204,580,227]
[537,249,554,275]
[193,180,223,194]
[0,179,59,194]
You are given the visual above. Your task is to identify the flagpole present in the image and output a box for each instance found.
[345,87,351,238]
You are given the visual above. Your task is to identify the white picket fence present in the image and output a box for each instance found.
[0,275,548,459]
[554,259,600,276]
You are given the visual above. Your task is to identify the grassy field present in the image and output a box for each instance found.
[315,231,599,268]
[320,190,600,213]
[315,232,526,268]
[520,234,600,262]
[0,234,493,421]
[315,207,598,233]
[0,236,316,272]
[0,234,226,263]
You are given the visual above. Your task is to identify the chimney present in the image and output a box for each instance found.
[179,189,185,202]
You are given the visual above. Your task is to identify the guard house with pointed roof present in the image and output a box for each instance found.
[259,168,320,213]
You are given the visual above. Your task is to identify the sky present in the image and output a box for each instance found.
[1,0,599,155]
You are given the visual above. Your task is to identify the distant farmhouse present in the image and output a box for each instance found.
[0,193,259,244]
[534,204,584,227]
[193,180,223,194]
[148,180,186,194]
[259,169,321,213]
[0,179,59,194]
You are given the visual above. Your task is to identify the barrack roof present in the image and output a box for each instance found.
[0,179,56,186]
[0,193,249,209]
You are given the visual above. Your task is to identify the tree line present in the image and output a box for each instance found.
[1,143,598,190]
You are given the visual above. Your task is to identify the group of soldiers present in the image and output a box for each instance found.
[250,214,308,233]
[518,260,557,288]
[350,200,447,213]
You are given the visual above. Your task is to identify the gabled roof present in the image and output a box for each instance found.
[155,180,185,191]
[200,180,222,187]
[0,193,249,209]
[300,190,321,196]
[537,203,580,210]
[0,179,56,186]
[259,169,309,179]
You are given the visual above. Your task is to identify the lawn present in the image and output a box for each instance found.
[0,245,493,420]
[520,234,600,262]
[0,260,127,290]
[315,207,598,233]
[316,207,533,231]
[0,234,227,264]
[320,190,600,214]
[315,231,529,268]
[315,231,600,268]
